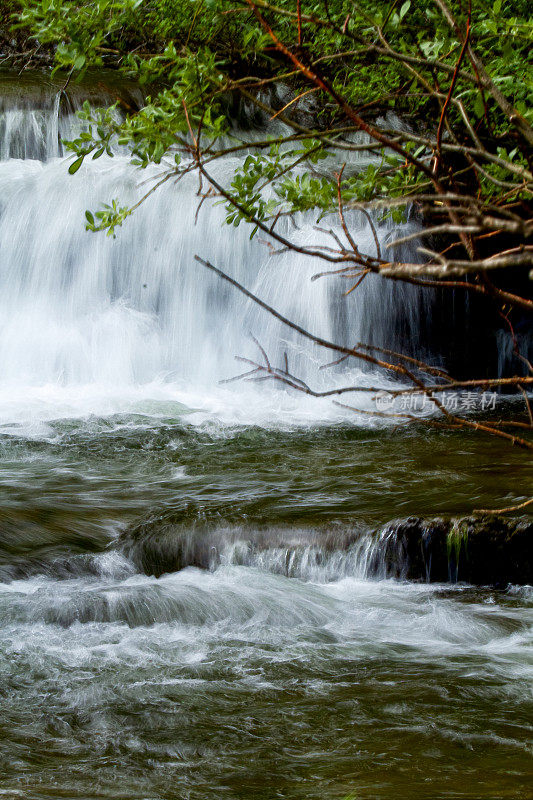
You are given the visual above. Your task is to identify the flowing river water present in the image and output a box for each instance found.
[0,72,532,799]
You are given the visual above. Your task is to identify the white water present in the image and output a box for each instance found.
[2,560,530,667]
[2,544,532,799]
[0,87,431,432]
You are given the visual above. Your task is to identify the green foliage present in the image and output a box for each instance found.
[14,0,533,237]
[16,0,145,74]
[85,199,132,236]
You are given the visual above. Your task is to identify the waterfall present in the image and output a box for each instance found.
[0,73,431,427]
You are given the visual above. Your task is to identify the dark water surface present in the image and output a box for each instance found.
[0,415,532,799]
[2,414,532,552]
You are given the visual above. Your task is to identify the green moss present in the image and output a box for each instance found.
[447,520,469,574]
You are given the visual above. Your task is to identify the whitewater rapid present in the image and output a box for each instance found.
[1,550,532,799]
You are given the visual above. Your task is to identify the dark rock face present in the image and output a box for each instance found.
[445,516,532,587]
[376,517,450,582]
[379,515,532,586]
[428,275,533,381]
[120,512,532,586]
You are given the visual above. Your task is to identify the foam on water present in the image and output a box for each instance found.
[1,565,531,687]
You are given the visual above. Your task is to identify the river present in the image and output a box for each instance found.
[0,71,531,799]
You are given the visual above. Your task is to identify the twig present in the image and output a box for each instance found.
[473,497,533,514]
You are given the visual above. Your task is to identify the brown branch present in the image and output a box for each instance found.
[435,2,471,159]
[473,497,533,514]
[387,377,533,396]
[433,0,533,146]
[335,165,359,254]
[244,0,443,186]
[194,255,410,374]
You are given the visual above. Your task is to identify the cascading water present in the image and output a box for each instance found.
[0,73,432,429]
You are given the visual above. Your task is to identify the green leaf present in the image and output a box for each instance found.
[473,92,485,119]
[399,1,411,20]
[68,156,84,174]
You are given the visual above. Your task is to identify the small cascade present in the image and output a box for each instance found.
[0,91,68,160]
[0,70,141,160]
[119,515,532,586]
[120,524,381,582]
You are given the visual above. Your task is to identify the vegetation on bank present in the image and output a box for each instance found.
[6,1,533,460]
[1,0,27,59]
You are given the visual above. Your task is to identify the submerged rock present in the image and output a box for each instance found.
[120,516,366,581]
[119,511,532,586]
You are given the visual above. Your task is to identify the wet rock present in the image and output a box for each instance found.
[379,514,532,586]
[120,511,532,586]
[120,517,365,580]
[377,517,449,582]
[445,515,532,587]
